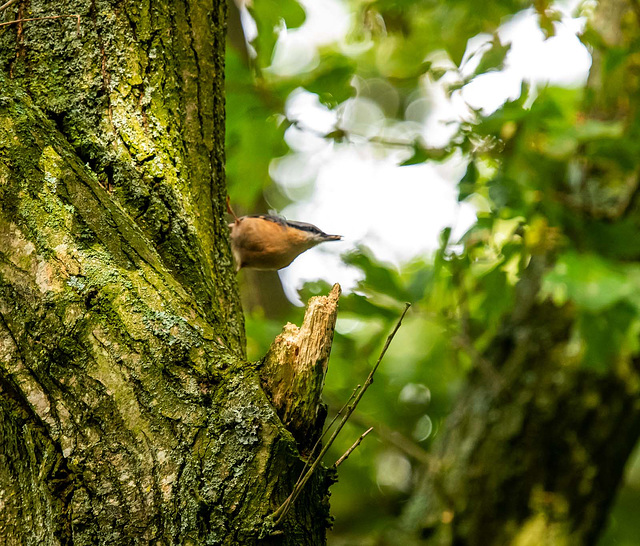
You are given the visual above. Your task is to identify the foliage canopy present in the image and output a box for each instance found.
[226,0,640,543]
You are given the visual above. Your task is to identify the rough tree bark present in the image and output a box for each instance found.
[0,1,332,544]
[397,1,640,545]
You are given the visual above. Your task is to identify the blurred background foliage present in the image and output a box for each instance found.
[226,0,640,543]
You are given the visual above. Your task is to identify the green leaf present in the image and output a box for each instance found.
[302,55,357,106]
[458,161,478,200]
[400,143,432,166]
[574,119,624,141]
[577,303,638,372]
[338,293,400,320]
[543,252,632,312]
[473,37,511,76]
[249,0,306,68]
[344,248,411,304]
[225,49,289,207]
[400,143,449,166]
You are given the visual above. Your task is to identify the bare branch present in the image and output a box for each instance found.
[0,0,18,13]
[328,399,433,467]
[289,118,447,154]
[271,303,411,527]
[0,15,81,31]
[334,427,373,468]
[293,385,360,487]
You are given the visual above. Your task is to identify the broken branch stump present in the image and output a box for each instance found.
[260,283,341,453]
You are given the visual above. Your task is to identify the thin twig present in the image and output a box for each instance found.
[294,385,360,485]
[290,118,431,151]
[226,195,240,223]
[271,303,411,527]
[318,385,360,449]
[274,385,361,524]
[327,398,433,467]
[0,15,81,32]
[0,0,18,13]
[334,427,373,468]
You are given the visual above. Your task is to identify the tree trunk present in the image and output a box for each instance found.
[0,1,330,544]
[397,1,640,544]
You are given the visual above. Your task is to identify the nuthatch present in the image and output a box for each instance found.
[227,198,342,271]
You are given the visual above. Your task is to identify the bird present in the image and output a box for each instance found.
[227,197,342,271]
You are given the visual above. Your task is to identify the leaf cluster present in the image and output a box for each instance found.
[228,0,640,541]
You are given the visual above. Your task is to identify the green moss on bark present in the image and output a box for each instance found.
[0,3,331,543]
[1,0,244,350]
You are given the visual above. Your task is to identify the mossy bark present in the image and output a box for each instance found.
[397,299,640,546]
[396,1,640,545]
[0,1,330,544]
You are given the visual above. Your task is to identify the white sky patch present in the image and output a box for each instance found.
[276,147,476,302]
[239,5,258,43]
[501,10,591,85]
[258,2,592,302]
[285,88,338,135]
[267,0,351,76]
[460,9,591,115]
[459,71,523,115]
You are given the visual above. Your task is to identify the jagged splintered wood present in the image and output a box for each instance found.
[260,283,341,453]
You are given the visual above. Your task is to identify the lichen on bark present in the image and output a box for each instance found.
[0,1,332,544]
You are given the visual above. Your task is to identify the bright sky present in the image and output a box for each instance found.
[249,0,592,302]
